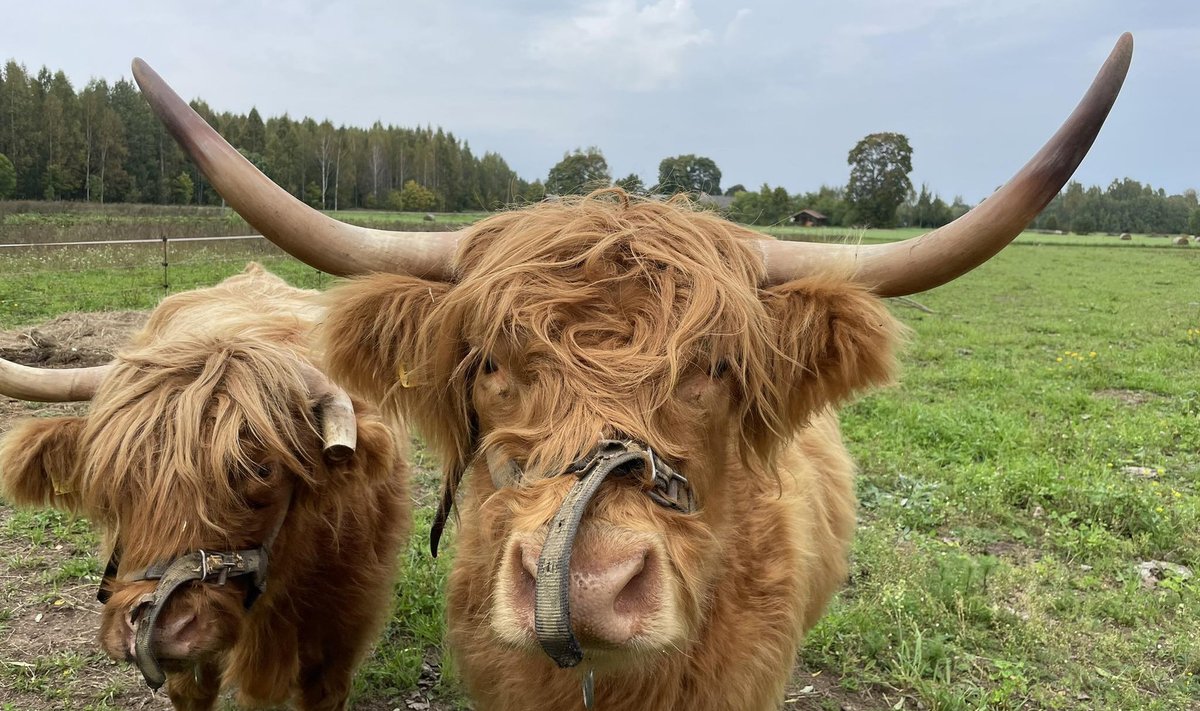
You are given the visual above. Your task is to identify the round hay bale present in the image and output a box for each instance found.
[1119,232,1132,240]
[1173,235,1189,246]
[423,213,436,222]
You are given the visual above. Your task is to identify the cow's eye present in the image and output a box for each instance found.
[253,463,274,480]
[710,360,730,378]
[481,355,499,375]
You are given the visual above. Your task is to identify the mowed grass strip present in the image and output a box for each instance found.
[1,221,1198,709]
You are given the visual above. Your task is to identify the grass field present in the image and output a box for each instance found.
[766,224,1195,249]
[0,206,1198,709]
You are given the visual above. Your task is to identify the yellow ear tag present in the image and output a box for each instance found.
[397,362,412,388]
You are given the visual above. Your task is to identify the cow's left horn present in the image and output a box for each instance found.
[298,362,357,462]
[0,358,112,402]
[131,59,460,281]
[760,33,1133,295]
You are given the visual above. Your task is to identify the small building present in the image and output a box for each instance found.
[789,209,828,227]
[697,193,735,211]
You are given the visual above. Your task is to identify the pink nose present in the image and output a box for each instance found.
[112,603,202,661]
[513,540,660,647]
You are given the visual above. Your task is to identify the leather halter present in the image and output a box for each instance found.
[96,483,294,689]
[538,439,695,668]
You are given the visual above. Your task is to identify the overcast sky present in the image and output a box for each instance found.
[6,1,1196,202]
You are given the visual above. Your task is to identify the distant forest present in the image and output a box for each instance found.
[1032,179,1200,236]
[1,60,1197,235]
[0,60,543,211]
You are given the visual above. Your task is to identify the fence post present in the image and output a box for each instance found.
[161,235,169,295]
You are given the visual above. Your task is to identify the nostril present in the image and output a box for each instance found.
[162,610,198,639]
[612,552,653,615]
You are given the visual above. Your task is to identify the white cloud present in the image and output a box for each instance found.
[527,0,713,91]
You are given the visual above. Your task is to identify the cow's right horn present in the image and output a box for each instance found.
[131,59,460,281]
[0,358,112,402]
[759,33,1133,294]
[297,362,357,462]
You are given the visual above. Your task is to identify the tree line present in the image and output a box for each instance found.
[2,60,1196,235]
[724,177,1200,235]
[1034,178,1200,235]
[0,60,540,210]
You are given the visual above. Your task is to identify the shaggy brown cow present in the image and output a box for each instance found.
[0,265,411,711]
[131,34,1131,710]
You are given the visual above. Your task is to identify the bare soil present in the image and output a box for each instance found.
[1092,387,1159,406]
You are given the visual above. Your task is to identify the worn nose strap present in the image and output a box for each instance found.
[100,482,291,689]
[534,448,646,668]
[130,549,267,689]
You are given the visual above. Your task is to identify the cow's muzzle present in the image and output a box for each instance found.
[97,484,293,689]
[534,439,695,669]
[118,549,266,688]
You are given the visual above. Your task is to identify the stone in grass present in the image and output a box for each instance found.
[1137,560,1193,588]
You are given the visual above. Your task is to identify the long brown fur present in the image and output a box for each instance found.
[0,264,411,711]
[320,193,899,710]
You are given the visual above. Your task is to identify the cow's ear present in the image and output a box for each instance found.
[762,277,900,424]
[0,416,86,512]
[319,274,451,412]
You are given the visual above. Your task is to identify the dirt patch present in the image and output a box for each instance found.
[785,670,904,710]
[982,539,1041,565]
[1092,388,1158,406]
[0,506,174,710]
[0,311,145,368]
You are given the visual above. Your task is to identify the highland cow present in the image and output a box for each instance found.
[0,265,411,711]
[131,33,1131,710]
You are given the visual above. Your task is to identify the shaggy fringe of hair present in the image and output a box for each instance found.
[322,191,900,520]
[81,332,318,565]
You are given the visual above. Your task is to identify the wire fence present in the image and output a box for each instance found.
[0,234,330,328]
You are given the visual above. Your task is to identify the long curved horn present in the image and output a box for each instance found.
[131,59,459,281]
[760,33,1133,295]
[0,358,112,402]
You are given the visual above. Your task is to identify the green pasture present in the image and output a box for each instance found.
[1,215,1199,709]
[767,224,1194,249]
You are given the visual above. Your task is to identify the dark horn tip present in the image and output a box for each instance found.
[131,58,151,80]
[323,444,355,463]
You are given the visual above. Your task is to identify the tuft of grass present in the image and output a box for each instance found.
[352,507,468,708]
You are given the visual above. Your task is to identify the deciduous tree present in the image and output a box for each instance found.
[614,173,644,194]
[656,154,721,196]
[546,147,610,195]
[846,132,913,227]
[395,179,437,212]
[172,171,193,204]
